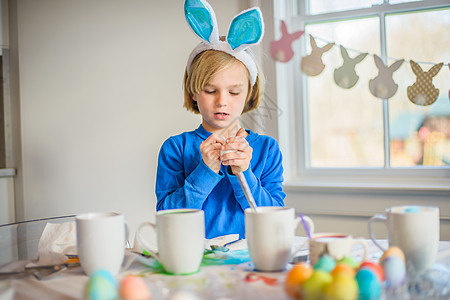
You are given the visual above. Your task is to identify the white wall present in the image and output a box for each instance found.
[9,0,247,240]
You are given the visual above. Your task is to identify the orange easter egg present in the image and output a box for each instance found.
[120,275,152,300]
[284,262,313,299]
[331,263,356,278]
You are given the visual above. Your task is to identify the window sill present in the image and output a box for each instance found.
[284,176,450,194]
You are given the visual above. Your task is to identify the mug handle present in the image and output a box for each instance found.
[291,215,315,257]
[124,221,131,248]
[368,214,388,252]
[352,238,369,261]
[137,222,160,260]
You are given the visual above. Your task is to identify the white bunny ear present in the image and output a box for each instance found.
[184,0,219,44]
[227,7,264,51]
[185,2,264,85]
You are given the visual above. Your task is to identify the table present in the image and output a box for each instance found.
[0,218,449,300]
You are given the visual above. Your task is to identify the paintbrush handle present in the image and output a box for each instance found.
[237,171,258,212]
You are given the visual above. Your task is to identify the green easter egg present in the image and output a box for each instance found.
[337,256,360,269]
[85,269,118,300]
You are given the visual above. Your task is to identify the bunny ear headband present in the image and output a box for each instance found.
[184,0,264,85]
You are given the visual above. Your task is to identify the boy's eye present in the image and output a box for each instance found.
[230,91,240,96]
[204,90,216,94]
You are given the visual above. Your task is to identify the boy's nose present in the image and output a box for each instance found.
[215,92,227,106]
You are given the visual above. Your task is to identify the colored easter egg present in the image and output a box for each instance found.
[381,256,405,287]
[331,263,356,278]
[337,256,359,269]
[314,255,336,272]
[85,269,118,300]
[284,263,313,299]
[380,246,405,263]
[359,261,383,282]
[301,270,333,300]
[323,273,358,300]
[120,275,152,300]
[355,269,381,300]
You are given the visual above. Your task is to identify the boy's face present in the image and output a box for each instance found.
[193,62,249,137]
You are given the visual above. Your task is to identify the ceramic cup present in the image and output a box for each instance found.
[369,205,440,273]
[76,212,127,276]
[245,207,314,272]
[137,209,205,275]
[309,233,368,266]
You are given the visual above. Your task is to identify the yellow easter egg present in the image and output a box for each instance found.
[302,270,333,300]
[323,274,358,300]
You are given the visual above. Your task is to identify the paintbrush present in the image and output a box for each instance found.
[237,171,258,213]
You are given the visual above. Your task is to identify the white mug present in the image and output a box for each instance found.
[309,233,368,266]
[76,212,127,276]
[245,207,314,272]
[137,209,205,275]
[369,205,440,273]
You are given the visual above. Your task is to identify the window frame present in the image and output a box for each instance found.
[271,0,450,191]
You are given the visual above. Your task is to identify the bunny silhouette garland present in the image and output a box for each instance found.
[407,61,444,106]
[300,35,334,76]
[270,20,304,62]
[270,21,447,105]
[334,46,368,89]
[369,55,404,99]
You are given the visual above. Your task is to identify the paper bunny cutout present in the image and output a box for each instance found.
[184,0,264,85]
[270,20,304,62]
[406,61,443,106]
[300,35,334,76]
[369,55,404,99]
[333,46,367,89]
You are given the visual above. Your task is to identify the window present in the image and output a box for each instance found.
[272,0,450,186]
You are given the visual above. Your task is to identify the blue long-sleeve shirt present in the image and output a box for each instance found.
[155,125,286,239]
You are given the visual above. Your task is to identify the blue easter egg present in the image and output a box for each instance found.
[313,255,336,272]
[85,269,118,300]
[356,268,382,300]
[382,256,405,287]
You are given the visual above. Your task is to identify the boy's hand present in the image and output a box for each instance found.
[220,128,252,175]
[200,134,225,174]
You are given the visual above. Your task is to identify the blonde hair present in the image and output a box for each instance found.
[183,50,264,114]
